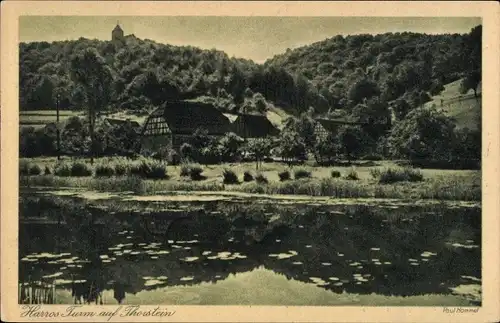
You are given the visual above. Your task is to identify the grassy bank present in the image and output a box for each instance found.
[19,157,480,201]
[20,172,480,202]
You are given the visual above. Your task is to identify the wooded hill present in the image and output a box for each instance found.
[20,25,481,123]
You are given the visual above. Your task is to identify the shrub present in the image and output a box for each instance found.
[369,168,382,179]
[255,173,268,184]
[180,143,194,161]
[19,160,42,176]
[243,171,254,182]
[19,160,30,175]
[54,162,72,177]
[189,165,204,181]
[377,167,424,184]
[44,165,52,175]
[180,164,191,177]
[222,169,239,184]
[29,164,42,175]
[71,162,93,177]
[331,170,341,178]
[131,160,168,179]
[95,164,115,177]
[278,170,291,181]
[114,163,128,176]
[345,168,359,180]
[294,168,312,179]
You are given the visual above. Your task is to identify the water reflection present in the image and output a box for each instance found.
[19,194,481,305]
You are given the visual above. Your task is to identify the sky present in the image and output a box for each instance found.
[19,16,481,63]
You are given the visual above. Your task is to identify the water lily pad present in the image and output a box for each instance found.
[182,257,199,262]
[42,272,63,279]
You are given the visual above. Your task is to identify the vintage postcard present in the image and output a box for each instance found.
[1,1,499,322]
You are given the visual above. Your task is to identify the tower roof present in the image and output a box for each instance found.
[113,24,123,32]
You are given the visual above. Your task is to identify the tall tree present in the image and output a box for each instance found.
[70,48,114,164]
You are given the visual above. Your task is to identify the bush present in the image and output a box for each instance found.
[54,162,72,177]
[180,164,191,177]
[255,173,268,184]
[345,168,359,180]
[19,160,30,175]
[44,165,52,175]
[294,168,312,179]
[189,165,204,181]
[131,160,168,179]
[95,164,115,177]
[114,163,128,176]
[223,169,239,184]
[331,170,341,178]
[71,162,93,177]
[180,143,194,161]
[377,167,424,184]
[278,170,291,181]
[19,160,42,176]
[243,171,254,182]
[29,164,42,175]
[369,168,381,179]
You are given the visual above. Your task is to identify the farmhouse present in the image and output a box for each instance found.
[314,118,365,140]
[231,114,280,139]
[140,100,231,153]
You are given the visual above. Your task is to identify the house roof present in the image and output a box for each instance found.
[315,118,363,132]
[143,100,231,136]
[232,114,280,138]
[105,118,141,129]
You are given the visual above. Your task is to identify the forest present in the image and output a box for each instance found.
[19,25,481,166]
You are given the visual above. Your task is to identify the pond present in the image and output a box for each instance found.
[18,190,481,306]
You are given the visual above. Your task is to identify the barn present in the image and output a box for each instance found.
[140,100,232,154]
[231,114,280,139]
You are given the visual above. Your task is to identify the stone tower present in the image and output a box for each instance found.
[112,22,124,42]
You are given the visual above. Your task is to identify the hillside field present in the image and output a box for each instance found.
[425,78,481,131]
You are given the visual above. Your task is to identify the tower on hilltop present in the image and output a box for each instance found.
[112,22,124,42]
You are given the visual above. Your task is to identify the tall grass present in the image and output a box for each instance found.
[345,168,359,180]
[19,160,42,176]
[371,167,424,184]
[255,173,269,184]
[130,159,169,179]
[95,164,115,177]
[278,170,291,182]
[237,178,371,198]
[294,168,312,179]
[223,169,239,184]
[243,171,254,182]
[19,174,480,201]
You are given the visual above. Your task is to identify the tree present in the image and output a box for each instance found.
[460,70,481,100]
[348,78,380,106]
[245,138,273,170]
[390,98,411,121]
[278,131,307,166]
[388,106,456,161]
[70,48,114,164]
[337,126,367,162]
[218,132,244,162]
[313,132,339,165]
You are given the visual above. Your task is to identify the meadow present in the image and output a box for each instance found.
[19,156,481,201]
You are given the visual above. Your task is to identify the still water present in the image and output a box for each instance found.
[19,191,481,305]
